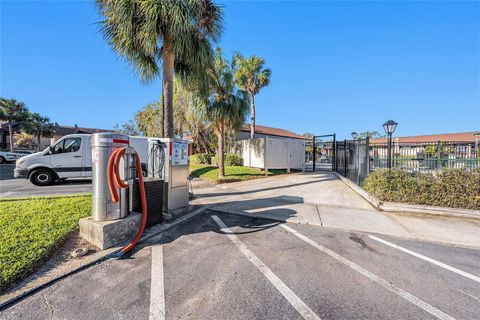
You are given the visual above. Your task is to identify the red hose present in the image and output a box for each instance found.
[107,147,148,254]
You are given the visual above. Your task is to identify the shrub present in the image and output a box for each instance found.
[190,153,213,165]
[212,153,243,166]
[363,169,480,210]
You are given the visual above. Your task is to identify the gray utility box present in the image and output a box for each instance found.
[147,138,190,216]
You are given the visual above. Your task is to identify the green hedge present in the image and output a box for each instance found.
[190,153,213,165]
[363,169,480,210]
[212,153,243,166]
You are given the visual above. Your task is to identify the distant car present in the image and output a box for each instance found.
[15,150,36,157]
[0,150,19,163]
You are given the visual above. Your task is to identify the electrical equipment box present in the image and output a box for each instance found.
[147,138,190,217]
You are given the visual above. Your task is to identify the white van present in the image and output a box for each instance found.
[14,134,149,186]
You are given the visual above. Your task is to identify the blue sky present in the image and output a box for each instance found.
[1,1,479,139]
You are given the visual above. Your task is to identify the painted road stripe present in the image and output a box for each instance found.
[281,224,455,320]
[149,245,165,320]
[212,215,321,320]
[368,235,480,284]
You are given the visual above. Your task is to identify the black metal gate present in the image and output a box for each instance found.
[305,134,336,172]
[335,138,369,185]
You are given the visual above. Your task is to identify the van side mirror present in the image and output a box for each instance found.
[49,146,54,154]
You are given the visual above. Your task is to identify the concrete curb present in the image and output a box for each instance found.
[332,172,480,220]
[332,172,381,209]
[0,206,208,310]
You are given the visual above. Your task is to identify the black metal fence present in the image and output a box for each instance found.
[369,141,480,173]
[336,139,369,185]
[306,136,480,185]
[305,134,336,172]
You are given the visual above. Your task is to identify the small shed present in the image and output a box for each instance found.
[238,136,306,172]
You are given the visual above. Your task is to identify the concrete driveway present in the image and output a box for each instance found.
[2,211,479,320]
[192,172,480,248]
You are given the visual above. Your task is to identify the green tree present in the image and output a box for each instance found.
[0,98,29,151]
[97,0,223,138]
[135,102,163,137]
[14,132,34,149]
[23,112,54,151]
[196,48,249,177]
[357,131,384,140]
[113,120,140,136]
[234,53,271,138]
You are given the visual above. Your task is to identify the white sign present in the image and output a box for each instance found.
[172,141,188,166]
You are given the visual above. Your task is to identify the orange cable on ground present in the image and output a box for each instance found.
[107,147,148,254]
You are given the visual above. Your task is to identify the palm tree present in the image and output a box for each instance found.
[234,54,271,139]
[0,98,28,151]
[197,48,248,177]
[23,112,54,151]
[96,0,223,138]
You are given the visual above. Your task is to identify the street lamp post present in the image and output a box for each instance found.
[383,120,398,169]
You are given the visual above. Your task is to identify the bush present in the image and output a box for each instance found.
[363,169,480,210]
[190,153,213,165]
[212,153,243,166]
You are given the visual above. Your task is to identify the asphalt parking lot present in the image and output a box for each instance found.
[0,164,91,197]
[2,211,479,320]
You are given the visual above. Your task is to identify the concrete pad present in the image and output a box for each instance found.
[191,172,480,247]
[318,205,413,237]
[79,212,142,249]
[213,200,321,226]
[387,213,480,248]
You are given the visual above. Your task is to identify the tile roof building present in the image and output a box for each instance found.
[370,131,479,144]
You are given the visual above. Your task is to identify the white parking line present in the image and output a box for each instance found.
[149,245,165,320]
[212,215,321,320]
[368,235,480,284]
[281,224,455,320]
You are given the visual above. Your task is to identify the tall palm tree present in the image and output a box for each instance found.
[23,112,54,151]
[0,98,28,151]
[97,0,223,138]
[234,54,271,139]
[197,48,248,177]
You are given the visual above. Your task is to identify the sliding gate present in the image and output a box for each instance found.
[305,134,336,172]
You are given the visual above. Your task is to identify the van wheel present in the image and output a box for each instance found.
[30,169,55,186]
[0,156,5,164]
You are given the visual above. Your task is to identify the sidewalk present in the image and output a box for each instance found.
[191,172,480,248]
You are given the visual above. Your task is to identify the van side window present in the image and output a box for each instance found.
[52,138,81,154]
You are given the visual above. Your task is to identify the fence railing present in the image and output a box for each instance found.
[369,141,480,173]
[325,139,480,186]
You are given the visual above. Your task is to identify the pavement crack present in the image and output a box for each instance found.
[40,292,55,319]
[315,205,323,227]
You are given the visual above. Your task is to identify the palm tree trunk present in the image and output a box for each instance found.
[249,91,255,139]
[163,39,175,138]
[217,122,225,177]
[8,121,14,152]
[37,134,41,151]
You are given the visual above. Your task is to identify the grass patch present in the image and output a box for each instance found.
[0,194,91,291]
[190,164,289,183]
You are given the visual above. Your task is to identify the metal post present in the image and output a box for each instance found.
[437,140,442,169]
[332,134,336,172]
[312,136,316,172]
[366,137,370,178]
[387,133,392,169]
[344,139,347,177]
[356,139,361,185]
